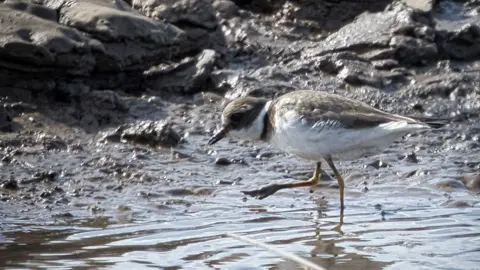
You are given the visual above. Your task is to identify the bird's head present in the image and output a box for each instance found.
[208,97,269,145]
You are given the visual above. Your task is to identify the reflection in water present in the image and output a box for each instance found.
[1,193,479,270]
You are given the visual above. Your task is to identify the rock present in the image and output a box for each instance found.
[214,157,232,165]
[1,180,19,190]
[108,121,182,148]
[41,135,68,151]
[368,160,391,170]
[213,0,239,19]
[400,152,419,163]
[438,23,480,60]
[0,0,189,92]
[88,91,129,112]
[0,105,14,132]
[304,3,411,57]
[390,35,438,65]
[315,51,407,89]
[132,0,226,52]
[304,2,437,66]
[402,72,480,102]
[402,0,436,12]
[145,49,218,94]
[274,0,391,33]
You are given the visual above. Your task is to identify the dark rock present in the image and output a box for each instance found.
[54,212,74,218]
[390,35,438,65]
[88,90,129,112]
[0,105,13,132]
[214,157,232,165]
[171,150,192,160]
[27,171,58,183]
[438,23,480,60]
[304,2,422,58]
[403,170,418,178]
[213,0,239,19]
[40,191,51,198]
[1,180,19,190]
[368,160,391,170]
[145,49,218,94]
[305,2,438,67]
[0,0,189,92]
[108,121,182,148]
[132,0,226,52]
[273,0,391,34]
[401,152,419,163]
[42,136,68,151]
[166,188,195,196]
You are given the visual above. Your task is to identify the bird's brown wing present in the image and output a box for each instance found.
[272,90,422,130]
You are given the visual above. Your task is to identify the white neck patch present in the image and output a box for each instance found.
[229,100,272,141]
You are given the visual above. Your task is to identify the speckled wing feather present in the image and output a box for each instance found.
[269,90,423,130]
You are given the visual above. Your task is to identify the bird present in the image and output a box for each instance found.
[207,90,446,210]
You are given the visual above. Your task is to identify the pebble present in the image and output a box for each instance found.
[214,157,232,165]
[1,180,19,190]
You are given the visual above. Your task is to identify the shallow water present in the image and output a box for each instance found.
[1,119,480,269]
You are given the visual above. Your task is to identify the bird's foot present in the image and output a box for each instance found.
[242,184,282,200]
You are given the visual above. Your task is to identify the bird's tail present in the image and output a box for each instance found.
[412,116,454,129]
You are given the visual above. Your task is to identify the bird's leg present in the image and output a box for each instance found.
[242,162,324,200]
[325,157,345,210]
[332,208,345,234]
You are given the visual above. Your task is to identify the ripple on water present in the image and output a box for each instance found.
[1,190,479,270]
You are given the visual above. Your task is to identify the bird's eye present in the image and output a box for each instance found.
[230,112,244,123]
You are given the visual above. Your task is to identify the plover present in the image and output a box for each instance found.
[208,90,445,209]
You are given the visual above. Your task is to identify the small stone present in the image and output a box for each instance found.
[214,157,232,165]
[40,191,51,198]
[216,180,233,185]
[368,160,391,169]
[402,152,419,163]
[412,103,424,111]
[120,121,181,148]
[404,170,417,178]
[54,212,74,218]
[1,180,19,190]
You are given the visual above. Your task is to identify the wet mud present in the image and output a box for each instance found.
[1,0,480,269]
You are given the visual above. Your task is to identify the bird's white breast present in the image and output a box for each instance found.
[268,110,429,161]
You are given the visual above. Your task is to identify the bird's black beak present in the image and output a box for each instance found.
[208,126,228,145]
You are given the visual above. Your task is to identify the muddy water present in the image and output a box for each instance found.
[1,101,480,270]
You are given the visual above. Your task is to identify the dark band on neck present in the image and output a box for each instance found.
[260,107,269,140]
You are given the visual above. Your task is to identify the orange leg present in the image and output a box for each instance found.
[242,162,323,199]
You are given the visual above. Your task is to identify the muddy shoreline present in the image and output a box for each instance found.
[1,0,480,269]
